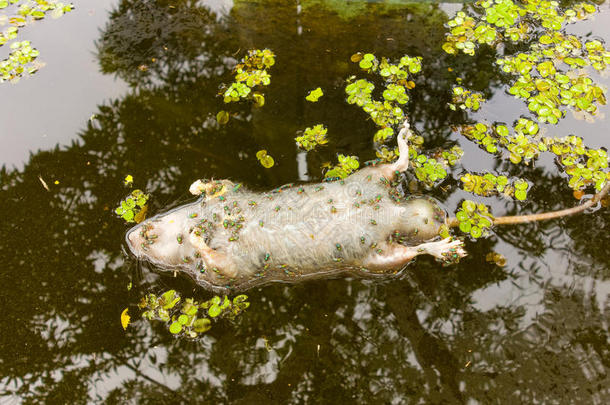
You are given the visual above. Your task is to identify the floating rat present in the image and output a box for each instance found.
[126,119,609,292]
[126,120,468,292]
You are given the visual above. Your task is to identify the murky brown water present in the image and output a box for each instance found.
[1,1,609,403]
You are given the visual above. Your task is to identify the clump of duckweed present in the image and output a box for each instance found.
[345,52,463,187]
[461,123,500,154]
[296,124,329,151]
[221,49,275,106]
[0,40,39,81]
[444,1,608,124]
[115,189,149,224]
[324,154,359,180]
[485,251,507,266]
[543,136,609,191]
[375,145,399,163]
[410,152,448,187]
[0,0,74,83]
[139,290,250,338]
[461,173,529,200]
[443,1,597,56]
[441,146,465,166]
[346,53,422,134]
[455,200,494,239]
[461,119,542,164]
[449,86,486,111]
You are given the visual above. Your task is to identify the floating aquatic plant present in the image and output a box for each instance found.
[115,189,149,224]
[344,52,461,187]
[305,87,324,102]
[455,200,494,239]
[324,154,359,180]
[0,40,39,82]
[461,123,500,154]
[216,110,230,125]
[346,53,422,137]
[441,146,465,167]
[440,0,608,207]
[296,124,329,151]
[449,86,486,111]
[256,149,275,168]
[222,49,275,105]
[485,251,507,266]
[461,172,529,200]
[410,152,448,188]
[139,290,250,338]
[544,136,609,191]
[0,0,74,82]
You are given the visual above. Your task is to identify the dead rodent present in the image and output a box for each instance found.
[126,119,609,292]
[126,120,466,292]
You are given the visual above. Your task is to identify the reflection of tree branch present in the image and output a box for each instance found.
[386,283,464,404]
[114,353,190,402]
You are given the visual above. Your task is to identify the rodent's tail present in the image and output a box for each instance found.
[447,181,610,228]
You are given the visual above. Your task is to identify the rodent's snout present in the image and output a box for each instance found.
[126,221,163,258]
[126,222,153,255]
[125,227,141,255]
[127,229,138,246]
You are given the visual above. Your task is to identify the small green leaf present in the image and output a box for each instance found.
[169,322,182,334]
[306,87,324,102]
[193,318,212,333]
[216,110,229,125]
[515,189,527,200]
[208,305,222,318]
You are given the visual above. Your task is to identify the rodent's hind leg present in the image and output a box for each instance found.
[361,242,419,271]
[362,238,466,270]
[412,238,467,264]
[189,232,238,278]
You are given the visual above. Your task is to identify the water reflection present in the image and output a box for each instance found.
[1,0,609,403]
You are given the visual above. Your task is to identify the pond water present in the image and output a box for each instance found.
[1,0,610,403]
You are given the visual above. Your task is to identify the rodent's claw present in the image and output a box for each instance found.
[438,238,467,265]
[417,237,466,265]
[397,117,412,141]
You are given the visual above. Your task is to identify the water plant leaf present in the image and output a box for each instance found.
[256,150,275,168]
[305,87,324,102]
[120,308,130,330]
[208,305,222,318]
[169,322,182,334]
[193,318,211,333]
[296,124,328,151]
[216,110,229,125]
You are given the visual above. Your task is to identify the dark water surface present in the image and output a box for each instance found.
[1,0,610,403]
